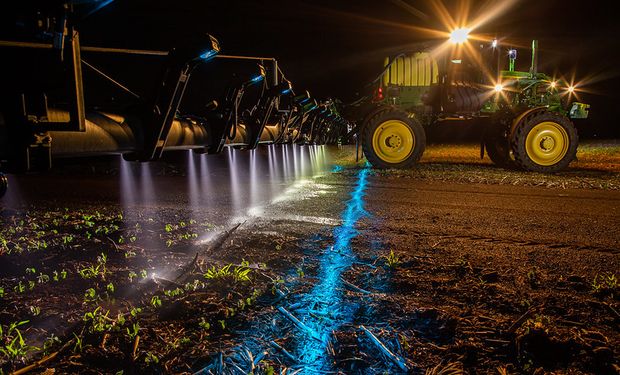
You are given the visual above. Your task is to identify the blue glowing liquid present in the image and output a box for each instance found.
[293,166,369,371]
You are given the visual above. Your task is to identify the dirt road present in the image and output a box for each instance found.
[353,174,619,373]
[365,177,620,250]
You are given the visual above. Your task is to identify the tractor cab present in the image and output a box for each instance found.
[374,52,439,113]
[375,43,495,119]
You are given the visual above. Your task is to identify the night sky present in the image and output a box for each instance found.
[5,0,620,137]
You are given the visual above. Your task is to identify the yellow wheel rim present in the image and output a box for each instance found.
[525,121,569,166]
[372,120,415,164]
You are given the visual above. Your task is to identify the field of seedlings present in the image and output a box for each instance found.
[1,143,618,374]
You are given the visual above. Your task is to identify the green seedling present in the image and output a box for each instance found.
[72,333,83,353]
[151,296,162,308]
[520,314,552,335]
[84,288,98,303]
[164,288,184,297]
[144,352,159,364]
[126,322,140,339]
[37,273,50,284]
[204,263,252,282]
[116,313,126,328]
[78,254,107,279]
[130,307,142,318]
[83,306,112,333]
[43,334,61,354]
[53,269,68,282]
[296,267,305,278]
[592,272,617,297]
[384,250,401,268]
[14,281,26,294]
[199,318,210,331]
[0,320,37,362]
[29,305,41,316]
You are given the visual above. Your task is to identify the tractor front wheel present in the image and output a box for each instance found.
[0,172,7,199]
[511,111,578,173]
[362,110,426,168]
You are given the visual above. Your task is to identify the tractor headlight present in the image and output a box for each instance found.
[508,49,517,60]
[449,27,470,44]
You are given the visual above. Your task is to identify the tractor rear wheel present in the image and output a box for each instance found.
[511,111,578,173]
[362,110,425,168]
[0,172,7,199]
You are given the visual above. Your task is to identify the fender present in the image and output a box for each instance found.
[359,105,398,135]
[509,106,548,140]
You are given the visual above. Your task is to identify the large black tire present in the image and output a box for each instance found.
[484,124,514,168]
[511,111,578,173]
[362,109,426,169]
[0,172,7,199]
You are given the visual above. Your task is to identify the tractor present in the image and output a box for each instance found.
[351,31,590,173]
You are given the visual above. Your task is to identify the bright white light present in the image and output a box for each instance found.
[491,39,498,48]
[550,81,557,88]
[494,83,504,92]
[247,206,264,217]
[568,86,575,93]
[449,27,470,44]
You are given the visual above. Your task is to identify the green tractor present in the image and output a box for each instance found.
[354,36,590,173]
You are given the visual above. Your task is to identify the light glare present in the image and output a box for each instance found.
[494,83,504,92]
[199,49,218,60]
[449,27,470,44]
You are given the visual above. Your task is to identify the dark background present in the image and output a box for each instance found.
[3,0,619,138]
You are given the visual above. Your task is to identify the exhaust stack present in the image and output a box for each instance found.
[530,39,538,76]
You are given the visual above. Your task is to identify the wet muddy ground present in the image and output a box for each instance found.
[0,143,618,374]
